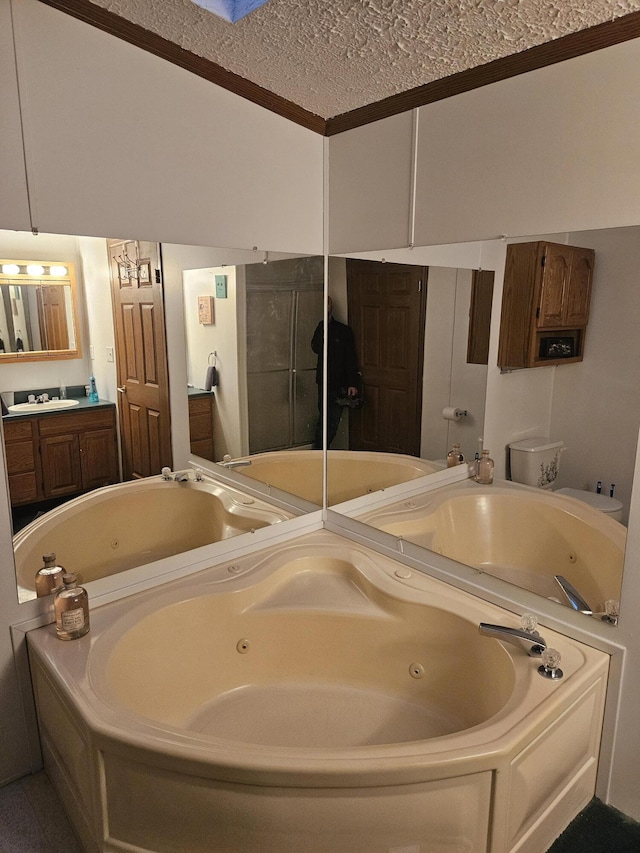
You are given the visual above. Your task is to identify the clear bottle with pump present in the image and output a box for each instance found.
[35,552,65,598]
[54,573,90,640]
[475,449,494,485]
[446,443,464,467]
[88,375,99,403]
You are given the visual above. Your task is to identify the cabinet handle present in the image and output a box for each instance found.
[117,386,127,393]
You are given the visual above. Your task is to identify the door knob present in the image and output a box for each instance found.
[117,386,127,393]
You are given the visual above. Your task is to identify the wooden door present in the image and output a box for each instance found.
[108,239,172,480]
[347,259,427,455]
[37,284,70,350]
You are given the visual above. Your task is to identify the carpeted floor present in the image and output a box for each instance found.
[547,798,640,852]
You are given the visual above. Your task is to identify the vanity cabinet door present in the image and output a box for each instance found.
[188,396,215,462]
[40,433,82,498]
[80,428,119,490]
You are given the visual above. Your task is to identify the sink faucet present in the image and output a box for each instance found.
[218,454,252,470]
[479,623,547,656]
[554,575,592,614]
[160,467,190,482]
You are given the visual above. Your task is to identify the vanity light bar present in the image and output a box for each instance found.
[0,261,69,278]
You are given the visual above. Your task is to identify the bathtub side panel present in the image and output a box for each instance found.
[30,656,101,853]
[101,751,493,853]
[491,671,608,853]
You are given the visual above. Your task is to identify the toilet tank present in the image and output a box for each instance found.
[509,438,564,489]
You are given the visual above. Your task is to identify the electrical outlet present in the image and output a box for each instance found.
[106,347,114,363]
[89,344,95,359]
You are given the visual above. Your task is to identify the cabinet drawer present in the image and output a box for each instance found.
[38,407,115,436]
[8,472,39,505]
[3,419,35,441]
[6,440,36,476]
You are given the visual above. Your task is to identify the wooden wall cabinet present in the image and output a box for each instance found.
[4,406,118,506]
[188,395,215,462]
[497,241,595,369]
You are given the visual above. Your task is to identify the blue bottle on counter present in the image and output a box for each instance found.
[88,375,99,403]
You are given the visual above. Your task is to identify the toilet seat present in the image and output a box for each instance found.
[555,487,623,521]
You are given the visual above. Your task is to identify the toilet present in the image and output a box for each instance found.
[508,437,623,523]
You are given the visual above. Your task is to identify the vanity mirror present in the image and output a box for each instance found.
[0,259,80,361]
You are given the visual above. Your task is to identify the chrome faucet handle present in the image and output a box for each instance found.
[538,648,563,679]
[479,622,547,656]
[554,575,593,614]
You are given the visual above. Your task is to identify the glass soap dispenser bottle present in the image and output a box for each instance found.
[475,449,494,485]
[35,552,66,598]
[447,443,464,467]
[54,573,90,640]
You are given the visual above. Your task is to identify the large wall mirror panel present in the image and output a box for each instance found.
[1,232,328,604]
[329,225,640,623]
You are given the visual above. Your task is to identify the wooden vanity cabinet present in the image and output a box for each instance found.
[4,406,118,506]
[498,241,595,369]
[188,394,215,462]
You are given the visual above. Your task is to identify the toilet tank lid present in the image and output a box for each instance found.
[556,487,623,512]
[508,438,564,453]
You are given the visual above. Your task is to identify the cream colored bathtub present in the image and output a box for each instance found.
[14,470,290,600]
[359,479,626,611]
[27,530,609,853]
[232,449,442,505]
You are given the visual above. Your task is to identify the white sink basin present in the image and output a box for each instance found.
[8,399,80,413]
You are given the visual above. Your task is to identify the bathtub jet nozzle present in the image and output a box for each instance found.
[479,623,547,656]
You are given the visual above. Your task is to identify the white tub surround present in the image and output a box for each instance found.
[27,530,608,853]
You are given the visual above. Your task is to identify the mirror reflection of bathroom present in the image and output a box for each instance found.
[0,229,324,603]
[334,227,640,620]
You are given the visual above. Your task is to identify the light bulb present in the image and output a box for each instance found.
[2,264,20,275]
[26,264,45,276]
[49,265,67,276]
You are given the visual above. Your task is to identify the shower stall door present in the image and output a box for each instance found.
[246,257,323,453]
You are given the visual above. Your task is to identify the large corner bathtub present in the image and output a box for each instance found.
[14,470,290,601]
[27,530,609,853]
[358,479,626,612]
[232,449,443,505]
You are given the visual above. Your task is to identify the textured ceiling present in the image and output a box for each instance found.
[94,0,640,119]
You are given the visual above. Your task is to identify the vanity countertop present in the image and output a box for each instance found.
[187,387,215,399]
[2,396,116,421]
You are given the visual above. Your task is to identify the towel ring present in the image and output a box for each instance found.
[208,352,217,366]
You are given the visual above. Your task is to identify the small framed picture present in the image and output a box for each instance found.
[198,295,214,325]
